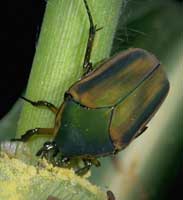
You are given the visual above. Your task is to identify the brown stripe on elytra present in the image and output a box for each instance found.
[68,48,160,109]
[70,49,146,93]
[110,67,169,150]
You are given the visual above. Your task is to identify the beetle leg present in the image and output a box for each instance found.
[11,128,55,142]
[89,157,101,167]
[75,157,100,175]
[36,141,58,157]
[75,159,92,175]
[82,0,102,76]
[21,96,58,114]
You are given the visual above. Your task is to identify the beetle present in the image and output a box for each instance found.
[12,0,169,174]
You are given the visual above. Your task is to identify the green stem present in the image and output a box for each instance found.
[16,0,123,159]
[5,2,124,199]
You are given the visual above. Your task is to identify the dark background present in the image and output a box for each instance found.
[0,1,45,119]
[0,0,182,199]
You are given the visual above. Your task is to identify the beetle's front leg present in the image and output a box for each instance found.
[36,142,60,167]
[11,128,55,142]
[36,141,58,157]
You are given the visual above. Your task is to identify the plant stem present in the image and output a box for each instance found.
[16,0,123,156]
[3,2,123,198]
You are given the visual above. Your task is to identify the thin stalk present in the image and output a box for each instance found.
[0,1,123,199]
[16,0,123,156]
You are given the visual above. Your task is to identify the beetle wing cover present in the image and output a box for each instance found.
[68,48,161,108]
[110,66,169,150]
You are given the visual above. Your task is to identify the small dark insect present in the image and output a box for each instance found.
[47,196,60,200]
[107,190,116,200]
[12,0,169,175]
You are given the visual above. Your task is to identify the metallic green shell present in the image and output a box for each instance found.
[55,48,169,157]
[55,100,114,157]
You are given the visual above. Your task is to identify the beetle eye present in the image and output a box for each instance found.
[64,92,73,101]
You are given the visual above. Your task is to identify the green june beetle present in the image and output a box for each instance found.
[13,0,169,175]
